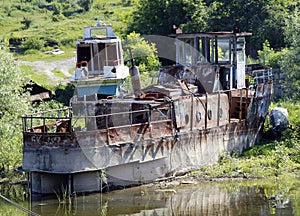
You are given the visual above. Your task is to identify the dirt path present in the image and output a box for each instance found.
[20,57,75,83]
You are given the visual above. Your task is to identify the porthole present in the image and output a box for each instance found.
[185,114,189,125]
[196,111,201,122]
[219,108,223,118]
[207,110,212,120]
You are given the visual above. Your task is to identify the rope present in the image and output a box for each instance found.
[0,194,40,216]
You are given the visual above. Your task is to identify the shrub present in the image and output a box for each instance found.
[20,37,44,52]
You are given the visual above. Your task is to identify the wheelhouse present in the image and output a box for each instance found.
[70,23,129,98]
[75,25,124,77]
[174,32,252,90]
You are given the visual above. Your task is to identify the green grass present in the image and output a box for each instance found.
[193,100,300,179]
[17,47,75,61]
[53,69,65,78]
[0,0,134,87]
[0,0,134,42]
[20,65,49,85]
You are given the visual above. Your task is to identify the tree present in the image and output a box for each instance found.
[77,0,93,11]
[280,9,300,100]
[123,32,161,88]
[127,0,208,35]
[0,45,31,173]
[20,17,31,30]
[20,37,44,53]
[205,0,297,54]
[180,0,208,32]
[258,41,282,68]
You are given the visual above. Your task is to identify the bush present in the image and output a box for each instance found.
[258,40,282,68]
[20,37,44,52]
[0,45,31,173]
[24,49,40,55]
[20,17,32,30]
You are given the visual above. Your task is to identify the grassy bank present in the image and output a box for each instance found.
[193,101,300,179]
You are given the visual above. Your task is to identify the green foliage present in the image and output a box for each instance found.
[279,9,300,101]
[52,69,65,78]
[123,32,160,87]
[20,37,44,52]
[255,9,300,101]
[54,83,75,106]
[205,0,287,50]
[278,101,300,128]
[0,0,134,59]
[0,45,31,173]
[78,0,94,11]
[128,0,208,35]
[258,41,282,68]
[20,17,32,30]
[180,0,208,32]
[32,100,65,115]
[121,0,132,7]
[195,101,300,179]
[20,65,49,85]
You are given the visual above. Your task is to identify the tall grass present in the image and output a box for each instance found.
[194,101,300,179]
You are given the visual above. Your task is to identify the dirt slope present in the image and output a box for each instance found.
[20,57,75,84]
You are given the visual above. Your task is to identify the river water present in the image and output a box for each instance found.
[1,178,300,216]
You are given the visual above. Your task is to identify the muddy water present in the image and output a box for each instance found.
[1,178,300,216]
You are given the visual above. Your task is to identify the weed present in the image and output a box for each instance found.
[195,101,300,179]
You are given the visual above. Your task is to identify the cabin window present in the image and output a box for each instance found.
[237,43,245,63]
[236,37,246,89]
[77,45,91,63]
[105,43,119,66]
[118,41,123,64]
[210,38,215,63]
[97,43,105,71]
[217,39,231,63]
[185,39,194,65]
[198,37,215,63]
[90,28,107,38]
[177,39,185,65]
[176,38,195,65]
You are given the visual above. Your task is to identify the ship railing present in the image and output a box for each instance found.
[252,68,273,84]
[22,107,72,133]
[72,104,173,142]
[73,107,172,126]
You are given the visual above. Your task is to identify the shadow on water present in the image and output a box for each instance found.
[1,178,300,215]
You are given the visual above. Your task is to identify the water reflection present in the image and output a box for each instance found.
[1,179,300,216]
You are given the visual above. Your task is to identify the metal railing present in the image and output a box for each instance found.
[253,68,273,84]
[22,107,72,132]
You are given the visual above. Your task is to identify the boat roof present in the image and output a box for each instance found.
[83,24,117,40]
[170,31,252,39]
[77,38,120,45]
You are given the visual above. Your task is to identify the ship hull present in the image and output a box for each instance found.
[106,120,262,187]
[23,121,262,193]
[22,82,272,194]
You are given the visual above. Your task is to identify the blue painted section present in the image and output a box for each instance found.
[76,85,119,97]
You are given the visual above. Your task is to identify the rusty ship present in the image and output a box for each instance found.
[21,25,273,194]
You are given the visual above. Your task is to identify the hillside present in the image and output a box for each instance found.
[0,0,134,86]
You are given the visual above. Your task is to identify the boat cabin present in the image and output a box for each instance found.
[74,24,125,79]
[71,23,129,98]
[159,32,252,92]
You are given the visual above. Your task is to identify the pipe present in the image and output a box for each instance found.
[130,65,142,97]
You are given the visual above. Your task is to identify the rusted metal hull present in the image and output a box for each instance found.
[22,120,263,193]
[22,82,272,194]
